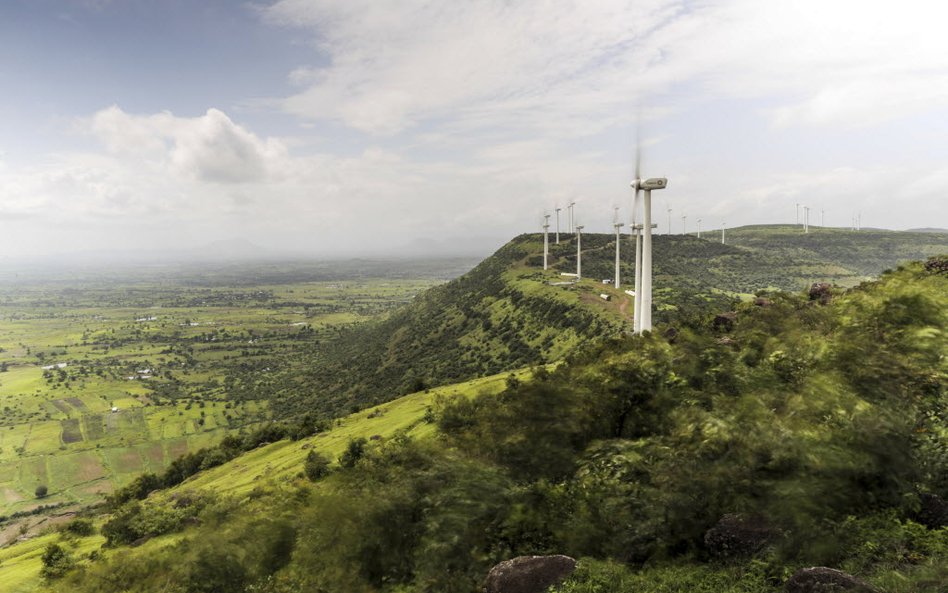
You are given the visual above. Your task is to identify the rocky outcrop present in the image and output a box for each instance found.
[808,283,833,305]
[785,567,876,593]
[704,513,776,558]
[483,555,577,593]
[713,311,738,332]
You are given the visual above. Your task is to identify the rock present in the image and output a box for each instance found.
[808,283,833,305]
[483,555,577,593]
[925,255,948,275]
[716,336,738,348]
[704,513,775,558]
[754,297,773,307]
[713,311,738,332]
[785,567,876,593]
[917,493,948,529]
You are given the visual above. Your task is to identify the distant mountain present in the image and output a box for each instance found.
[907,227,948,233]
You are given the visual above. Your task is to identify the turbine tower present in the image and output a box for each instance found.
[721,221,726,244]
[575,224,584,279]
[568,202,576,233]
[697,218,702,239]
[554,207,562,244]
[803,206,809,233]
[681,215,687,235]
[542,214,550,270]
[630,158,668,335]
[613,216,624,289]
[821,209,825,228]
[666,204,672,235]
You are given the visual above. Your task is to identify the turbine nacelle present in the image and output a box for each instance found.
[630,177,668,191]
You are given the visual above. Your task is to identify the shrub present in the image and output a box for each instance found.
[304,450,331,481]
[35,484,48,498]
[40,543,74,580]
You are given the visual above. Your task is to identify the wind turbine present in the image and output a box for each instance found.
[613,211,624,289]
[542,214,550,270]
[821,209,825,228]
[630,150,668,335]
[666,204,672,235]
[554,206,562,244]
[697,218,702,239]
[681,215,687,235]
[568,202,576,234]
[803,206,809,233]
[575,224,584,279]
[721,221,726,244]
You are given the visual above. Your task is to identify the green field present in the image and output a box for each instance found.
[0,265,457,517]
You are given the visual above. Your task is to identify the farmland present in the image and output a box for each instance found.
[0,260,470,517]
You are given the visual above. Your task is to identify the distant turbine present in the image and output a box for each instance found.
[681,215,687,235]
[821,209,825,228]
[575,224,584,279]
[568,201,576,233]
[666,204,672,235]
[554,207,562,244]
[542,214,551,270]
[697,218,702,239]
[721,221,726,244]
[803,206,809,233]
[613,217,624,289]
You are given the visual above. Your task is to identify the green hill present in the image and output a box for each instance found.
[274,225,948,417]
[9,255,944,593]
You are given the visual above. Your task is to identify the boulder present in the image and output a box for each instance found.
[785,567,876,593]
[808,283,833,305]
[925,255,948,275]
[713,311,738,332]
[483,555,577,593]
[753,297,773,307]
[917,493,948,529]
[704,513,775,558]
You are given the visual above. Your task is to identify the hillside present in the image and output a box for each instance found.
[8,255,944,593]
[277,225,948,416]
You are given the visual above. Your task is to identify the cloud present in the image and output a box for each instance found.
[89,106,286,183]
[263,0,948,135]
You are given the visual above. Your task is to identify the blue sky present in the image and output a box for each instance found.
[1,0,946,260]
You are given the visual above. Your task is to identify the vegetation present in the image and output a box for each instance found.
[13,256,942,593]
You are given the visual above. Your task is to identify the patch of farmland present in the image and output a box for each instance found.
[60,418,82,443]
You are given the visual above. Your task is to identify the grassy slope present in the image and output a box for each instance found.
[0,367,532,592]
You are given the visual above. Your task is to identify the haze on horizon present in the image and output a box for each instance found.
[1,0,946,263]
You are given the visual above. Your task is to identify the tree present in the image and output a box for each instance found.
[339,438,367,469]
[35,484,48,498]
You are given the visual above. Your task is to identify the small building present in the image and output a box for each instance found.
[599,293,612,301]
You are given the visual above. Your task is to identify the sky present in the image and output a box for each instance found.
[1,0,946,261]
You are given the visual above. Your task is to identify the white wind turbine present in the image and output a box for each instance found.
[666,204,672,235]
[575,224,584,279]
[554,206,562,244]
[681,215,687,235]
[630,146,668,335]
[542,214,551,270]
[721,221,726,244]
[697,218,702,239]
[613,208,624,289]
[568,201,576,233]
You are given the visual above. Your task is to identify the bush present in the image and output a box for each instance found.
[40,542,74,580]
[304,450,331,481]
[63,518,95,536]
[339,438,367,468]
[35,484,48,498]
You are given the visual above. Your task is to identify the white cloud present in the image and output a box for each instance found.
[264,0,948,135]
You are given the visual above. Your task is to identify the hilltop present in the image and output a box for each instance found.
[278,224,948,417]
